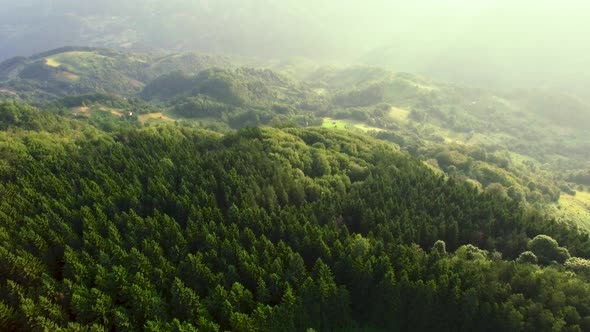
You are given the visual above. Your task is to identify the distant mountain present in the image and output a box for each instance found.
[0,47,233,101]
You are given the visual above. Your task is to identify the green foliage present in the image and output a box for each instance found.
[172,95,233,118]
[141,71,196,101]
[432,240,447,255]
[142,67,329,111]
[0,110,587,330]
[1,56,590,331]
[567,169,590,186]
[485,183,510,200]
[517,251,538,264]
[310,149,332,177]
[564,257,590,279]
[333,84,384,107]
[528,235,571,265]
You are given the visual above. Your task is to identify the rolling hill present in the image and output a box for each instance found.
[1,46,590,330]
[0,99,590,330]
[0,47,233,101]
[2,47,590,232]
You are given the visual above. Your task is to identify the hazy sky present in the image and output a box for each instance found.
[1,0,590,94]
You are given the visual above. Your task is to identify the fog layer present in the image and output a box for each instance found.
[1,0,589,95]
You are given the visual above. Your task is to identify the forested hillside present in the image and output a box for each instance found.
[0,100,590,331]
[3,48,590,229]
[1,45,590,331]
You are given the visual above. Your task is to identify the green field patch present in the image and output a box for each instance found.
[321,117,384,132]
[72,106,126,118]
[139,112,175,123]
[45,58,61,67]
[322,118,351,130]
[552,190,590,231]
[45,51,113,74]
[353,122,385,132]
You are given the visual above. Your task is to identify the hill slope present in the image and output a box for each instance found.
[0,100,589,330]
[3,48,590,231]
[0,47,232,101]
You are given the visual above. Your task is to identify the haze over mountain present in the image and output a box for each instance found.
[2,1,590,96]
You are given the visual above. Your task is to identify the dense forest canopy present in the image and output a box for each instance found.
[0,90,590,330]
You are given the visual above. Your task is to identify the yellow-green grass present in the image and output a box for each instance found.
[45,58,61,67]
[389,106,410,122]
[72,106,126,118]
[322,118,352,130]
[139,112,175,123]
[45,52,111,73]
[354,123,386,132]
[321,117,384,132]
[552,191,590,231]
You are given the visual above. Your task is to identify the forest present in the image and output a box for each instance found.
[0,45,590,331]
[0,99,589,331]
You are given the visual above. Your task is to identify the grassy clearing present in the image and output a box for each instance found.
[552,190,590,231]
[72,106,125,118]
[73,106,91,116]
[322,118,351,130]
[389,106,410,122]
[321,117,384,132]
[72,106,175,123]
[45,52,110,73]
[45,58,61,67]
[354,123,385,132]
[139,112,175,123]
